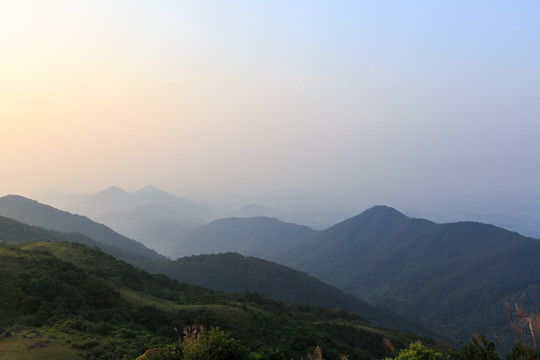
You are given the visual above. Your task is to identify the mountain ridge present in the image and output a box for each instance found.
[158,251,439,337]
[0,195,168,266]
[265,206,540,344]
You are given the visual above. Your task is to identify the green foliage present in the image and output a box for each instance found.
[158,252,435,335]
[385,342,444,360]
[265,206,540,343]
[449,336,501,360]
[180,327,250,360]
[250,346,286,360]
[0,241,423,360]
[506,341,540,360]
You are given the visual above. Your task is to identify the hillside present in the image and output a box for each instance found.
[0,195,168,267]
[0,240,428,360]
[0,212,435,337]
[270,206,540,344]
[0,215,166,270]
[170,216,316,259]
[159,252,437,337]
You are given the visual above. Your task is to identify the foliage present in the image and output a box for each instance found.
[448,336,501,360]
[158,252,434,335]
[0,240,422,360]
[506,341,540,360]
[180,327,250,360]
[385,342,444,360]
[263,206,540,343]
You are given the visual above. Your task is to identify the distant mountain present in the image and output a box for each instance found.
[269,205,540,344]
[53,186,215,252]
[159,252,438,337]
[71,185,214,223]
[170,216,316,259]
[0,195,168,267]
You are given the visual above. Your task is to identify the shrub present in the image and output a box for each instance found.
[385,341,444,360]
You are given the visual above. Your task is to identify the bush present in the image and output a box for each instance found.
[180,327,250,360]
[385,342,444,360]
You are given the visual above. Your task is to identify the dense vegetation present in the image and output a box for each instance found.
[159,252,435,336]
[247,206,540,345]
[4,196,540,357]
[0,239,427,360]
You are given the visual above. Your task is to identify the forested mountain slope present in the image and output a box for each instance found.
[158,252,437,336]
[0,240,427,360]
[270,206,540,344]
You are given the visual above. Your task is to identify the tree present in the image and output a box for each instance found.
[385,341,444,360]
[450,335,501,360]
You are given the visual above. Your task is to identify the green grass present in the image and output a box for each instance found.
[0,330,83,360]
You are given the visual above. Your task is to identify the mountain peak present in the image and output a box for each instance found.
[0,194,35,203]
[98,186,128,196]
[361,205,408,219]
[325,205,409,235]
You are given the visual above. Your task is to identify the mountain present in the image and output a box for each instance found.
[0,238,428,359]
[0,214,166,270]
[71,185,214,224]
[269,205,540,344]
[169,216,316,259]
[158,252,438,337]
[0,195,168,268]
[59,186,215,253]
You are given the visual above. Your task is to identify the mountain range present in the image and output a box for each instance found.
[217,206,540,343]
[3,192,540,350]
[0,218,427,359]
[0,195,431,335]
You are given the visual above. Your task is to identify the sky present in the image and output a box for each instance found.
[2,1,540,213]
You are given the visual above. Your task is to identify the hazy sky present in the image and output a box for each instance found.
[2,1,539,208]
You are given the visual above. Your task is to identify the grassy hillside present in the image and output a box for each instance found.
[0,238,429,360]
[159,252,437,337]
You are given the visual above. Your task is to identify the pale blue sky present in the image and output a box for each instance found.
[1,1,539,209]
